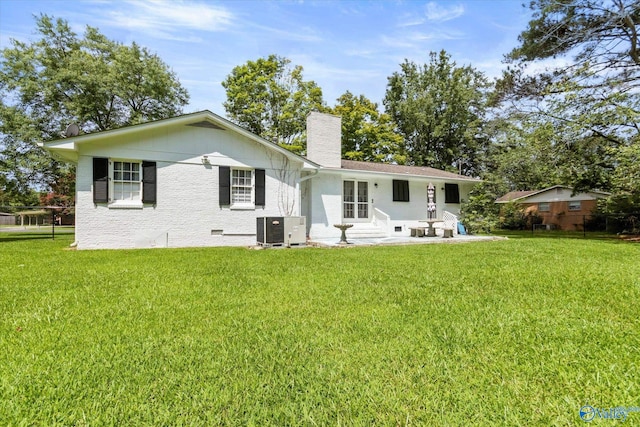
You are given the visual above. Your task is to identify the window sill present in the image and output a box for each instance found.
[108,201,144,209]
[230,204,255,211]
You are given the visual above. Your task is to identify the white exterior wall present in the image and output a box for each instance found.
[307,171,476,238]
[75,124,301,249]
[306,173,343,239]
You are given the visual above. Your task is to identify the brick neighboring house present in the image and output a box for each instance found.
[496,185,610,231]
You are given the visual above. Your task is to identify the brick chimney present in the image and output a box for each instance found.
[306,112,341,168]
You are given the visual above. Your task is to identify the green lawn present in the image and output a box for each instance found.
[1,232,639,426]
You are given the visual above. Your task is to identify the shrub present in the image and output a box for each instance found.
[460,181,507,233]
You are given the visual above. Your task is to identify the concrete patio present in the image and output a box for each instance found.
[308,233,505,247]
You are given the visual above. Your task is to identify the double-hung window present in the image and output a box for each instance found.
[113,161,141,202]
[218,166,265,208]
[92,157,156,206]
[231,169,253,205]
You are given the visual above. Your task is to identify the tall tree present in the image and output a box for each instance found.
[508,0,639,84]
[384,50,489,175]
[494,0,639,192]
[0,14,189,201]
[222,54,325,153]
[331,91,405,164]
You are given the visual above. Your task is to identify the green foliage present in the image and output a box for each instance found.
[0,14,189,201]
[594,140,640,232]
[611,139,640,198]
[384,50,489,175]
[493,0,639,196]
[330,91,405,164]
[498,201,528,230]
[509,0,639,71]
[483,110,620,192]
[460,181,507,233]
[498,201,542,230]
[1,236,638,424]
[222,54,325,151]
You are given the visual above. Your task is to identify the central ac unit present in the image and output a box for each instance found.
[257,216,306,246]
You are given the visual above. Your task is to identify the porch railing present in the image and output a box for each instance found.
[443,210,458,232]
[373,207,391,236]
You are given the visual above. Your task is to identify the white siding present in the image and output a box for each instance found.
[307,170,475,238]
[75,124,301,249]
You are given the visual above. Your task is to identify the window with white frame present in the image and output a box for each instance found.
[568,201,581,211]
[112,161,141,201]
[232,169,253,205]
[538,202,550,212]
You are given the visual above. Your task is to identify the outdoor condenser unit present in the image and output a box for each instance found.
[257,216,306,246]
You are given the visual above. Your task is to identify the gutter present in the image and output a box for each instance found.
[299,169,320,182]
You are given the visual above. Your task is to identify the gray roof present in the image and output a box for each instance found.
[495,185,611,203]
[340,160,479,182]
[495,190,538,203]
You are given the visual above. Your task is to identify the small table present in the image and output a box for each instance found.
[419,220,438,237]
[334,224,353,244]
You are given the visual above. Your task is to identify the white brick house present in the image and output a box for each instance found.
[42,110,478,249]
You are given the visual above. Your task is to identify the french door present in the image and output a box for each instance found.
[343,180,369,221]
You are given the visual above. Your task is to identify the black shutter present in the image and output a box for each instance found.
[142,161,157,204]
[445,183,460,204]
[255,169,265,207]
[393,180,409,202]
[93,157,109,203]
[219,166,230,206]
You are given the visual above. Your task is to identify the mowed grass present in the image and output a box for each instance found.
[1,233,639,426]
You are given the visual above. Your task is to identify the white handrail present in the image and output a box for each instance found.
[373,207,391,236]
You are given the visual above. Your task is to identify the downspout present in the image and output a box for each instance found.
[298,168,321,233]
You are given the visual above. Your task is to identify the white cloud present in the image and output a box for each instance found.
[397,15,425,28]
[101,0,233,38]
[425,2,464,22]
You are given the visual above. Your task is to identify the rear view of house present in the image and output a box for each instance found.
[303,112,478,239]
[42,110,479,249]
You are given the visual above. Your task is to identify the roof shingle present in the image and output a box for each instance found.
[339,160,479,181]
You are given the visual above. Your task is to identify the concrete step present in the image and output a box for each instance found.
[346,225,387,238]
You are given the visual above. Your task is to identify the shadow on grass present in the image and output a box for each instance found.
[0,229,75,243]
[489,229,636,243]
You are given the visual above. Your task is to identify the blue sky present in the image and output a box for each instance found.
[0,0,532,115]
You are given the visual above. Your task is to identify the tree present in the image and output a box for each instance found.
[384,50,489,175]
[508,0,639,84]
[222,55,325,153]
[0,14,189,201]
[460,180,508,233]
[494,0,639,193]
[330,91,405,164]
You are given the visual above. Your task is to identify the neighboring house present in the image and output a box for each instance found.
[495,185,610,231]
[41,110,478,249]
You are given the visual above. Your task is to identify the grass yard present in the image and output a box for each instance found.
[1,232,639,425]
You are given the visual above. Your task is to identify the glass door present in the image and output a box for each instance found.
[343,180,369,221]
